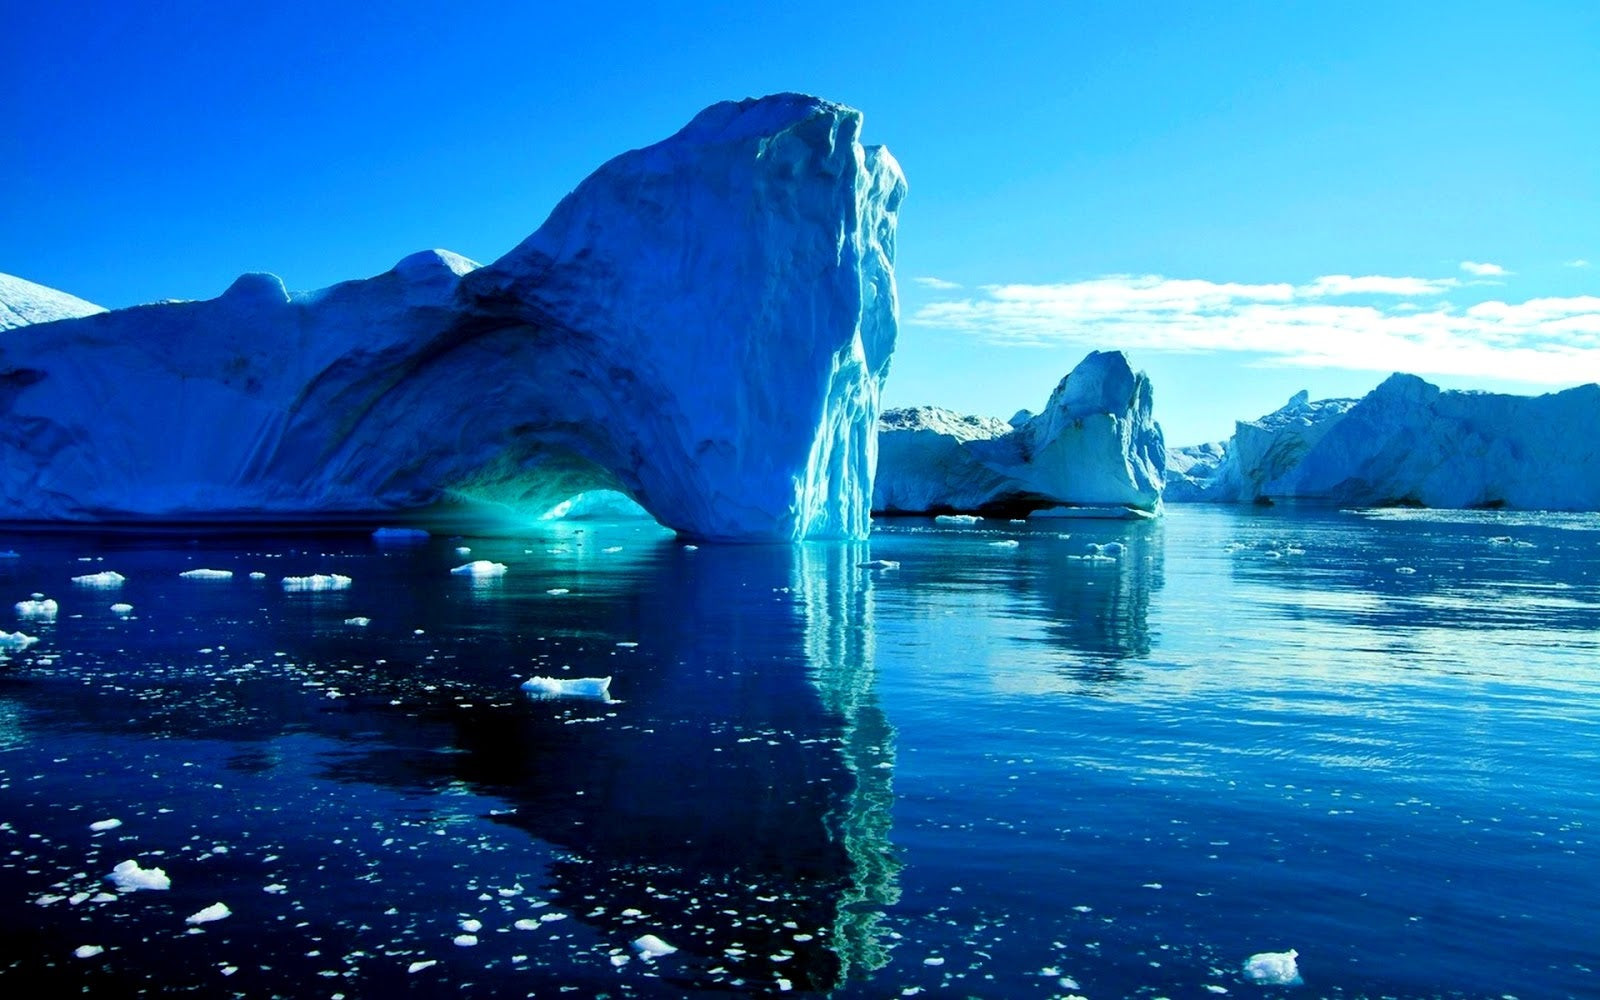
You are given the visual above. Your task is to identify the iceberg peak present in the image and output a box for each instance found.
[0,272,106,331]
[222,272,290,306]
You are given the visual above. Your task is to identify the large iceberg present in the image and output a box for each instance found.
[873,350,1165,517]
[1167,390,1357,503]
[0,273,106,330]
[0,94,906,542]
[1171,375,1600,510]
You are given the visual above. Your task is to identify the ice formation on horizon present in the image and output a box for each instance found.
[874,350,1165,518]
[0,95,906,542]
[1169,376,1600,510]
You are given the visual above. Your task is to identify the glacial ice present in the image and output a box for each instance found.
[0,95,906,542]
[1170,376,1600,510]
[1166,390,1357,503]
[72,570,126,588]
[1242,948,1302,986]
[282,574,352,592]
[450,560,507,577]
[521,676,613,701]
[108,859,170,891]
[0,272,105,330]
[874,351,1164,517]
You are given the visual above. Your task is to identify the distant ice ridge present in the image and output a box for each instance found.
[0,95,906,542]
[0,272,105,330]
[1169,375,1600,509]
[874,350,1165,518]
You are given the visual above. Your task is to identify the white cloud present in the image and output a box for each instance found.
[912,276,963,290]
[1298,274,1458,297]
[1566,259,1591,269]
[1460,260,1509,277]
[910,273,1600,385]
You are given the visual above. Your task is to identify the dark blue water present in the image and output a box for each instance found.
[0,506,1594,997]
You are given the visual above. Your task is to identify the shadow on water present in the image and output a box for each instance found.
[0,527,900,995]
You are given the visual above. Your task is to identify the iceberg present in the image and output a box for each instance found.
[108,859,170,892]
[1171,376,1600,510]
[1167,390,1357,503]
[1242,948,1302,986]
[874,350,1164,517]
[72,570,126,588]
[0,95,905,542]
[281,573,352,592]
[0,272,105,331]
[521,675,613,701]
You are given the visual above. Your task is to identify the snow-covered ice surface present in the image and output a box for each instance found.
[0,272,106,330]
[874,350,1165,517]
[0,95,905,542]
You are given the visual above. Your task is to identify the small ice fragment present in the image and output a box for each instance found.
[14,598,57,619]
[263,883,288,894]
[248,572,266,580]
[179,569,233,581]
[935,514,980,524]
[453,934,478,947]
[185,902,231,925]
[0,631,39,649]
[545,588,570,595]
[1395,566,1416,575]
[459,918,483,933]
[1242,948,1301,985]
[408,960,437,973]
[857,559,900,570]
[683,544,699,551]
[74,945,104,959]
[1205,987,1230,995]
[776,979,792,992]
[344,617,371,627]
[109,859,170,891]
[72,571,126,588]
[373,527,429,542]
[616,641,638,647]
[513,919,539,931]
[90,818,122,832]
[602,545,623,553]
[110,603,133,615]
[988,539,1020,548]
[450,560,507,577]
[633,934,678,959]
[281,574,352,592]
[923,956,945,966]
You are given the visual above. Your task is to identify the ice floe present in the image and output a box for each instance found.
[110,603,133,615]
[89,818,122,831]
[179,568,233,581]
[282,574,352,592]
[633,934,678,959]
[72,571,126,588]
[74,945,104,958]
[0,631,39,649]
[15,596,57,619]
[185,902,231,924]
[857,559,900,570]
[450,560,507,577]
[108,859,170,891]
[521,676,613,701]
[1242,948,1302,985]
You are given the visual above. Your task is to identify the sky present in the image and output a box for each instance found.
[4,1,1597,445]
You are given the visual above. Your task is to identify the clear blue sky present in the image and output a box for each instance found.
[5,1,1597,444]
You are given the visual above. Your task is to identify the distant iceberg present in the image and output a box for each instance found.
[521,676,613,702]
[874,350,1165,518]
[0,95,906,542]
[1170,376,1600,510]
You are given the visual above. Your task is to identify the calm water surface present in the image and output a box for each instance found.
[0,506,1595,997]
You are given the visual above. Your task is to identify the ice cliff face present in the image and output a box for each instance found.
[0,273,106,330]
[1170,376,1600,510]
[1169,390,1358,502]
[0,94,906,541]
[873,350,1165,516]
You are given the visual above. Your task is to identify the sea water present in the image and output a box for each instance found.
[0,505,1594,997]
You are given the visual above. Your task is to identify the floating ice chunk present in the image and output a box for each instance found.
[1242,948,1301,985]
[110,603,133,615]
[454,546,471,556]
[602,545,623,553]
[450,560,507,577]
[344,617,371,627]
[1205,987,1229,995]
[15,597,57,619]
[408,959,437,973]
[934,514,981,524]
[108,859,170,891]
[989,539,1020,548]
[1032,504,1156,520]
[74,945,104,958]
[521,676,612,702]
[263,883,288,894]
[453,934,478,947]
[459,918,483,933]
[1395,566,1416,575]
[633,934,678,959]
[0,631,39,649]
[89,818,122,832]
[72,571,126,588]
[248,571,266,580]
[180,569,232,581]
[513,918,539,930]
[857,559,900,570]
[185,902,231,924]
[545,588,570,595]
[373,527,430,542]
[282,574,352,592]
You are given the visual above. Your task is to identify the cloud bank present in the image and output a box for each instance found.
[911,273,1600,385]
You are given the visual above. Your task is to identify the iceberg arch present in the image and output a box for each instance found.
[0,94,906,541]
